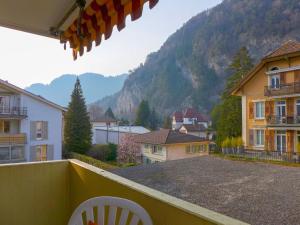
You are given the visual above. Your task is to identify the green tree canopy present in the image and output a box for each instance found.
[212,47,253,146]
[163,116,172,129]
[64,78,92,154]
[104,107,115,119]
[135,100,151,127]
[149,108,159,131]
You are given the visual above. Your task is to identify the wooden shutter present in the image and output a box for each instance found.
[265,101,270,117]
[265,130,269,150]
[249,129,254,146]
[269,130,275,151]
[280,72,286,84]
[30,121,36,140]
[295,70,300,82]
[287,98,294,117]
[249,102,254,119]
[47,145,54,160]
[30,146,36,162]
[287,130,294,153]
[42,121,48,140]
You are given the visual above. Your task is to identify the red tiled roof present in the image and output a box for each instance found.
[173,111,183,122]
[265,40,300,59]
[134,129,206,145]
[184,108,198,118]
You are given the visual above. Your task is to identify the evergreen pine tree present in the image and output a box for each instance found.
[149,108,158,130]
[163,116,172,129]
[212,47,253,146]
[135,100,151,127]
[104,107,115,119]
[64,78,92,154]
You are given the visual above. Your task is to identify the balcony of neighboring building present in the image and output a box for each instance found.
[0,95,27,119]
[264,67,300,97]
[0,160,247,225]
[266,115,300,126]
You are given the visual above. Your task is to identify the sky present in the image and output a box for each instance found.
[0,0,222,88]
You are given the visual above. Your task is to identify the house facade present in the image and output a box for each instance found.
[232,40,300,153]
[134,129,210,164]
[0,80,65,163]
[172,108,213,139]
[93,126,150,145]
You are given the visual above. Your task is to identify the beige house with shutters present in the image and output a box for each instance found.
[0,79,65,163]
[232,40,300,153]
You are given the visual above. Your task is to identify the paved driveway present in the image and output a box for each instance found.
[112,156,300,225]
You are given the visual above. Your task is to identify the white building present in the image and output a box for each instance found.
[0,80,65,163]
[93,125,150,145]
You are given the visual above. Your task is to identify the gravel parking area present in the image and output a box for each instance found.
[112,156,300,225]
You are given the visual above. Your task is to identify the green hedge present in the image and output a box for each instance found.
[70,152,117,170]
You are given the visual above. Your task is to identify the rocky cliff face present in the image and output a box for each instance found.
[94,0,300,118]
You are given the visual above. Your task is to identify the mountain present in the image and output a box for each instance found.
[94,0,300,118]
[26,73,127,106]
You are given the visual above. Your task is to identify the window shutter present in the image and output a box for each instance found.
[265,130,269,150]
[249,102,254,119]
[30,146,36,162]
[42,121,48,140]
[249,129,254,146]
[269,130,275,151]
[287,98,294,117]
[280,72,285,84]
[47,145,54,160]
[295,70,300,82]
[30,121,36,140]
[265,101,270,116]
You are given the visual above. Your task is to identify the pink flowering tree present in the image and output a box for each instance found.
[117,134,141,164]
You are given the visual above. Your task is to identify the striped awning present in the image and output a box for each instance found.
[60,0,159,60]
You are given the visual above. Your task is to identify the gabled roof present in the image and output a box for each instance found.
[232,40,300,95]
[173,111,183,122]
[134,129,207,145]
[0,79,66,111]
[180,124,207,132]
[184,108,198,118]
[265,40,300,59]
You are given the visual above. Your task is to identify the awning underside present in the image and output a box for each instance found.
[61,0,159,59]
[0,0,159,60]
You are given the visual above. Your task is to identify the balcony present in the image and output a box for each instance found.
[0,160,247,225]
[267,115,300,126]
[264,82,300,97]
[0,107,27,119]
[0,133,26,145]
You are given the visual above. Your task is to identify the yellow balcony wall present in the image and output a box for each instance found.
[0,133,27,145]
[0,160,248,225]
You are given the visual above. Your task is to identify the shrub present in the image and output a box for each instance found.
[87,144,117,162]
[236,137,244,147]
[222,137,231,148]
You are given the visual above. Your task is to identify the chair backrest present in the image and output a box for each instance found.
[68,196,153,225]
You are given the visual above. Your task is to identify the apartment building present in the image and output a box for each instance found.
[0,80,65,163]
[232,40,300,153]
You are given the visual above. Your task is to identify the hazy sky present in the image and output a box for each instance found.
[0,0,222,88]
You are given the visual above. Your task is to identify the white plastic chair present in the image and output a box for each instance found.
[68,196,153,225]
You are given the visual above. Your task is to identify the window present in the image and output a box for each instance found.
[270,75,280,89]
[297,100,300,117]
[276,101,286,117]
[186,144,207,154]
[152,145,163,155]
[0,147,10,161]
[255,130,264,146]
[36,121,43,140]
[36,145,47,161]
[255,102,265,119]
[11,146,24,160]
[276,131,286,153]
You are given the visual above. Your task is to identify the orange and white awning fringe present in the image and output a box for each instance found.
[60,0,159,60]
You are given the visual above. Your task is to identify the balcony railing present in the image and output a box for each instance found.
[0,160,248,225]
[0,107,27,118]
[267,115,300,125]
[264,82,300,96]
[0,133,27,145]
